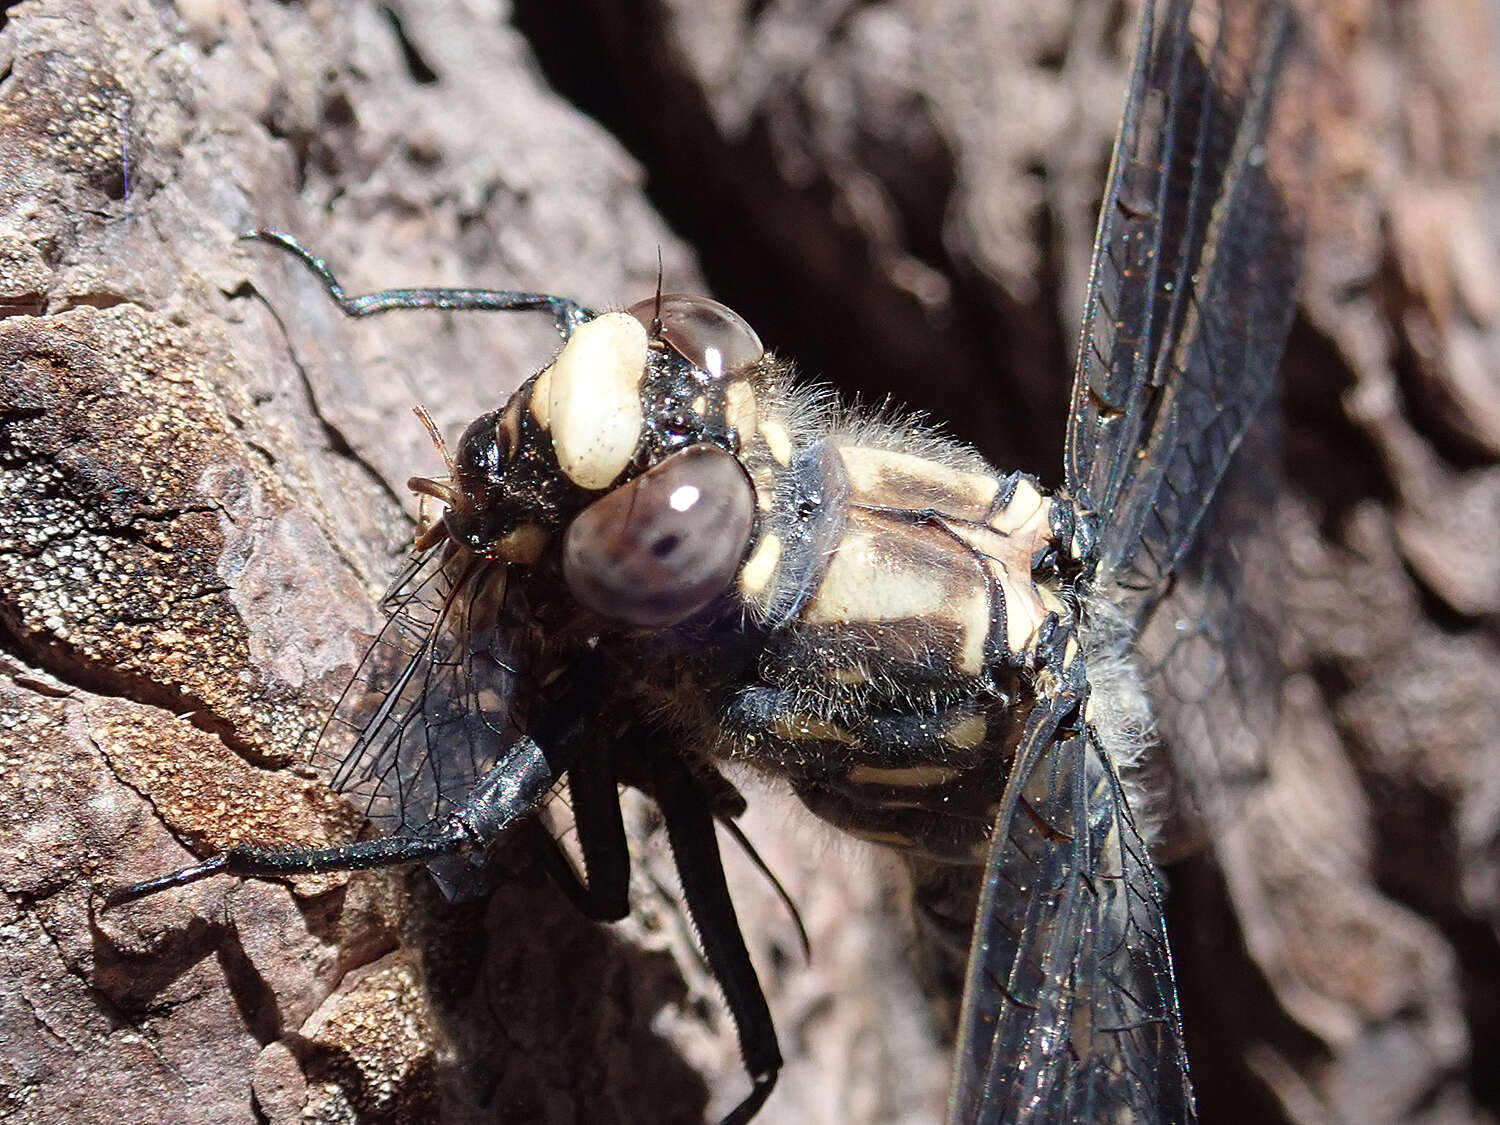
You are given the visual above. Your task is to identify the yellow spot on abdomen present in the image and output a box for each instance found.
[772,714,858,744]
[944,714,987,749]
[847,764,960,787]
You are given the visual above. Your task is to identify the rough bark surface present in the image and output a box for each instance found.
[0,1,1496,1124]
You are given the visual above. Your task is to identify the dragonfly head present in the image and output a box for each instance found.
[424,294,774,626]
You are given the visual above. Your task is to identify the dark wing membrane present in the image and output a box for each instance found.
[950,675,1193,1124]
[310,542,535,836]
[1132,405,1283,844]
[1065,0,1311,604]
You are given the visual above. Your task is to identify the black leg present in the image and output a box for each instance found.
[242,229,593,337]
[650,753,781,1125]
[107,735,566,906]
[520,747,630,923]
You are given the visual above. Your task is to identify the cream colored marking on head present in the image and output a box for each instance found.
[759,420,793,466]
[499,401,522,459]
[1063,635,1080,669]
[837,445,1000,516]
[772,714,859,745]
[493,523,548,564]
[691,394,707,415]
[802,525,990,675]
[847,764,961,788]
[944,714,987,749]
[529,367,552,430]
[546,312,648,489]
[725,380,757,441]
[738,533,781,598]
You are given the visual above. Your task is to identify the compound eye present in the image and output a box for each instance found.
[627,294,764,377]
[563,444,755,627]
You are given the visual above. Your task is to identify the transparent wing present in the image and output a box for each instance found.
[310,542,535,835]
[953,0,1316,1115]
[1065,0,1311,605]
[950,675,1193,1124]
[1130,405,1283,845]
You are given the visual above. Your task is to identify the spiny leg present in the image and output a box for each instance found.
[519,745,630,923]
[623,735,810,960]
[107,735,567,906]
[649,750,781,1125]
[241,229,593,337]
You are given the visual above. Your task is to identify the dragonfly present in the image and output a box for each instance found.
[111,0,1310,1120]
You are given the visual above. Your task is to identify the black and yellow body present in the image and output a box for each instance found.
[412,279,1111,964]
[112,252,1107,1122]
[419,284,1105,933]
[111,1,1311,1120]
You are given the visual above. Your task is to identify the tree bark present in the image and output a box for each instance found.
[1,1,1495,1123]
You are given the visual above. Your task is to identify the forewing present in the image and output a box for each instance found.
[1065,0,1311,604]
[950,679,1193,1124]
[310,542,533,836]
[1131,405,1284,844]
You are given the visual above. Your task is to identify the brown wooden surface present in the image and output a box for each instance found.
[1,1,1496,1122]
